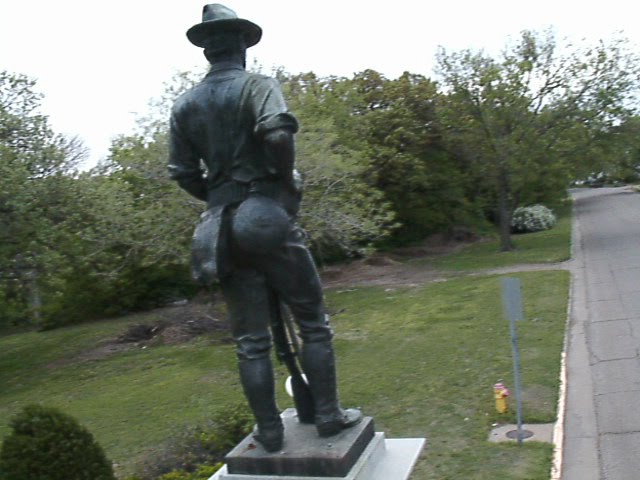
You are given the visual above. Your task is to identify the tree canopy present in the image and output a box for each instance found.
[2,30,640,328]
[436,30,640,250]
[0,71,88,326]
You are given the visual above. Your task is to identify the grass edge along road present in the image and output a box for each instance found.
[0,209,571,479]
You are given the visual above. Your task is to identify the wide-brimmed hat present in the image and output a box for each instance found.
[187,4,262,48]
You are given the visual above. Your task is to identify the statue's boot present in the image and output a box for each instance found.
[301,341,363,437]
[238,357,284,452]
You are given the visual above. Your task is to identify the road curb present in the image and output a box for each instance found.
[550,198,579,480]
[559,191,601,480]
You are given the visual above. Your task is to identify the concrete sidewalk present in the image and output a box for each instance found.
[563,187,640,480]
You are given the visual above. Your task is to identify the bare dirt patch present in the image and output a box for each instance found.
[49,300,231,367]
[320,235,476,289]
[320,256,448,289]
[114,300,231,347]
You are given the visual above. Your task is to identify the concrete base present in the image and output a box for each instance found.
[210,434,425,480]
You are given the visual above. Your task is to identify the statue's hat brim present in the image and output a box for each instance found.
[187,5,262,48]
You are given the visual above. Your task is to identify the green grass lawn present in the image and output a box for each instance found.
[0,315,245,476]
[329,271,568,479]
[0,271,568,480]
[0,213,572,479]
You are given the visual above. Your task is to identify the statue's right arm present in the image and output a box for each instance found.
[263,128,295,188]
[251,76,299,192]
[167,113,208,202]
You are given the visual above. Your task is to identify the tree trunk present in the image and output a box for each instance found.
[26,268,42,325]
[498,172,514,252]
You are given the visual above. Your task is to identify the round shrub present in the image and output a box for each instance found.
[511,204,556,233]
[0,404,115,480]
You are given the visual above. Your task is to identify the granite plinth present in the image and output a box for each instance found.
[210,433,426,480]
[225,409,375,477]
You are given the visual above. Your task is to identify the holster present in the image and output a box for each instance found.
[191,205,225,285]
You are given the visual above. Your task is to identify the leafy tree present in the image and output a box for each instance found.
[436,30,640,250]
[0,71,88,327]
[596,116,640,182]
[348,70,473,242]
[26,72,206,328]
[0,71,188,329]
[281,72,397,259]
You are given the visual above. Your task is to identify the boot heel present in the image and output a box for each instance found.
[316,408,363,437]
[253,424,284,452]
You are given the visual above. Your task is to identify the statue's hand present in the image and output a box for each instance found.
[292,169,304,195]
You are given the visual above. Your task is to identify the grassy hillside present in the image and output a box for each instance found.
[0,270,569,479]
[0,207,572,478]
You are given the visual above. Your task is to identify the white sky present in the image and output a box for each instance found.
[2,0,639,168]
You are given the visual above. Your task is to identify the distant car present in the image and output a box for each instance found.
[583,172,606,188]
[586,177,605,188]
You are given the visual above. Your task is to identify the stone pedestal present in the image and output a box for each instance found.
[209,409,425,480]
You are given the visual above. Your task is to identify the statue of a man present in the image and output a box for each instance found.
[168,4,362,452]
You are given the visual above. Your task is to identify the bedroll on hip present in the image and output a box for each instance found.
[231,195,290,255]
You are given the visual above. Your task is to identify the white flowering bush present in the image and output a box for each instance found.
[511,204,556,233]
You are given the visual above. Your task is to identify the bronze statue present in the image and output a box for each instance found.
[168,4,362,453]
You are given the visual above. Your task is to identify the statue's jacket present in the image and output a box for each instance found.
[168,63,299,283]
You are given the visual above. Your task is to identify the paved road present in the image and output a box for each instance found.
[563,187,640,480]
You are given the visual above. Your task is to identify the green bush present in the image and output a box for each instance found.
[0,404,115,480]
[156,464,222,480]
[39,262,199,330]
[136,404,252,480]
[511,204,557,233]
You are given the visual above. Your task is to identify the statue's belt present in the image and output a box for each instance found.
[207,179,282,208]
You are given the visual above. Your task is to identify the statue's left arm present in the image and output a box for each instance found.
[167,107,208,201]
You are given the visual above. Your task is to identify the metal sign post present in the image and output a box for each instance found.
[501,277,525,445]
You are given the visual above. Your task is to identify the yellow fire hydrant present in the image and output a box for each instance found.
[494,382,510,414]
